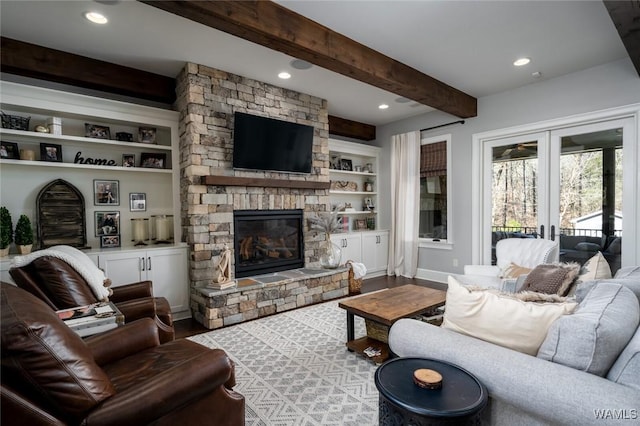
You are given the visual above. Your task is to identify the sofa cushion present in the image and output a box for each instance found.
[501,262,532,279]
[520,263,580,296]
[607,326,640,390]
[615,266,640,279]
[1,283,115,421]
[442,276,577,355]
[575,242,601,252]
[538,283,640,377]
[578,252,611,282]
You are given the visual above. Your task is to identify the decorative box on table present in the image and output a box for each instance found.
[56,302,124,337]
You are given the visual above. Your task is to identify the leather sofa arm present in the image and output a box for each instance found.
[1,385,66,426]
[85,348,235,426]
[86,319,160,366]
[113,298,157,322]
[109,281,153,302]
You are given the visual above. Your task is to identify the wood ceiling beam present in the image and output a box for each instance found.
[0,37,176,104]
[328,115,376,141]
[140,0,477,118]
[603,0,640,77]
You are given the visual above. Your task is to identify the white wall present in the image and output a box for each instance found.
[376,58,640,277]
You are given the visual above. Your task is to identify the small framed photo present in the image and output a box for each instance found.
[40,143,63,162]
[85,123,111,140]
[340,158,353,171]
[129,192,146,212]
[100,235,121,248]
[95,211,120,236]
[330,154,341,170]
[138,127,157,144]
[115,132,133,142]
[0,142,19,159]
[122,153,135,167]
[94,179,120,206]
[355,219,368,231]
[140,152,166,169]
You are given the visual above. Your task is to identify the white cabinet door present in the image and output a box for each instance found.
[330,233,362,264]
[97,246,189,316]
[361,231,389,274]
[145,247,189,315]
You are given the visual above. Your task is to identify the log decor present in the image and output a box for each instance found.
[603,0,640,77]
[204,175,330,190]
[413,368,443,390]
[140,0,478,118]
[328,115,376,141]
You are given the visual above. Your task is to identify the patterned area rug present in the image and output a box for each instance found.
[189,299,379,425]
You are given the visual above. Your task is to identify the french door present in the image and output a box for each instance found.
[479,116,636,274]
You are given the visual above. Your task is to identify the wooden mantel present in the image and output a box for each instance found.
[204,175,330,190]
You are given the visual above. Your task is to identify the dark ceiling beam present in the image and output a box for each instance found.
[604,0,640,77]
[140,0,477,119]
[0,37,176,104]
[328,115,376,141]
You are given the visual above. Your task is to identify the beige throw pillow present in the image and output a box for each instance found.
[520,263,580,296]
[442,276,577,355]
[578,252,612,282]
[501,262,533,279]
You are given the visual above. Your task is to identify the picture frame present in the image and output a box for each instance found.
[138,127,157,144]
[94,179,120,206]
[40,143,63,162]
[330,154,341,170]
[0,141,19,159]
[122,153,135,167]
[95,211,120,236]
[340,158,353,171]
[140,152,166,169]
[355,218,368,231]
[129,192,146,212]
[115,132,133,142]
[85,123,111,140]
[100,235,121,248]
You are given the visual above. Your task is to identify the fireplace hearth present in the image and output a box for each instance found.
[233,209,304,277]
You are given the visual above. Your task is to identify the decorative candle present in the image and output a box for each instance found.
[131,218,149,246]
[152,215,173,243]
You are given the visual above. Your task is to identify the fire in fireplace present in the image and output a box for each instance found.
[233,209,304,277]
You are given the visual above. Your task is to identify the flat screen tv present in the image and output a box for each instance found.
[232,112,314,174]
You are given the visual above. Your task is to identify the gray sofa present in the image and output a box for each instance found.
[388,267,640,425]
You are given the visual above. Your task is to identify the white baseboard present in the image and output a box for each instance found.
[415,268,450,284]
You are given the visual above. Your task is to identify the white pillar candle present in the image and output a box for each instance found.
[154,215,173,242]
[131,218,149,244]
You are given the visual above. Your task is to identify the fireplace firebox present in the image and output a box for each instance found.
[233,209,304,277]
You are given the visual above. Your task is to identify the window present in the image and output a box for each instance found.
[419,134,452,245]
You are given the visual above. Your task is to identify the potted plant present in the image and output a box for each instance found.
[0,207,13,257]
[14,214,34,254]
[308,204,343,269]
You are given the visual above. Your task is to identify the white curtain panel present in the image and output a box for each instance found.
[388,130,421,277]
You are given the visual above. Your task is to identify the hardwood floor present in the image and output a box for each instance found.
[174,275,445,339]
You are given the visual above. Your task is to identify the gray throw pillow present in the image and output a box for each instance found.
[537,283,640,376]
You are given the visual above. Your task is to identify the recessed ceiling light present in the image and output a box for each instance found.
[84,11,108,24]
[513,57,531,67]
[278,72,291,79]
[378,104,389,110]
[290,59,312,70]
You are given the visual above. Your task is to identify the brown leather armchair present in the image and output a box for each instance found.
[1,283,245,426]
[9,256,174,342]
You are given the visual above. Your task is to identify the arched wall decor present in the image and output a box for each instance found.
[36,179,88,249]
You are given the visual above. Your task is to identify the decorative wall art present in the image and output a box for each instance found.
[340,158,353,171]
[140,152,166,169]
[138,127,157,144]
[95,211,120,236]
[122,154,135,167]
[129,192,146,212]
[100,235,121,248]
[0,141,19,159]
[116,132,133,142]
[40,143,62,162]
[94,179,120,206]
[85,123,111,140]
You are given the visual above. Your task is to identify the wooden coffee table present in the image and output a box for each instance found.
[338,284,446,363]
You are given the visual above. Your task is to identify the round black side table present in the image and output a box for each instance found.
[374,357,488,426]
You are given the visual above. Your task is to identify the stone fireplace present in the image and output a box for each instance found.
[175,63,346,328]
[234,209,304,277]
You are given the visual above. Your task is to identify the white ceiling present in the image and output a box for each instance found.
[0,0,629,126]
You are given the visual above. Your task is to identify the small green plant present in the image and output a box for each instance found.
[0,207,13,249]
[14,214,33,246]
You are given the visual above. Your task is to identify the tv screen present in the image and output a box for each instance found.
[233,112,314,174]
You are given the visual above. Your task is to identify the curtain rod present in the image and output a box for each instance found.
[420,120,465,132]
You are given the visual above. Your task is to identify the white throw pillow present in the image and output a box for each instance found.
[442,276,578,355]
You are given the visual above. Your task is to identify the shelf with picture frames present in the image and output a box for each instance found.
[328,139,380,233]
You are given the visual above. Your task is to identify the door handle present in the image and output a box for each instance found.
[540,225,545,239]
[550,226,556,241]
[140,257,146,271]
[147,257,151,271]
